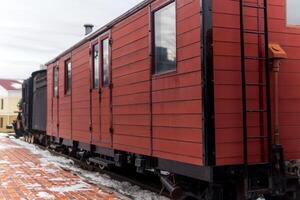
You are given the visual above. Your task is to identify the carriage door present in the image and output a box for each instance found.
[99,33,112,147]
[90,39,101,145]
[52,64,59,138]
[90,32,112,147]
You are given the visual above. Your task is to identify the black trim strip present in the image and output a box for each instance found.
[158,158,213,182]
[201,0,216,166]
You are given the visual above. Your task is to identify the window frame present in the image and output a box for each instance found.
[53,65,59,98]
[99,34,111,87]
[0,99,3,110]
[92,43,100,89]
[151,0,177,75]
[64,59,72,95]
[286,0,300,28]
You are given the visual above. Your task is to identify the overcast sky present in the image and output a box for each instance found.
[287,0,300,25]
[0,0,143,79]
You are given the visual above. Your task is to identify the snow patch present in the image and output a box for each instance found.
[0,143,21,150]
[43,167,59,174]
[49,181,91,194]
[1,182,9,187]
[0,133,9,138]
[24,161,36,167]
[36,191,55,199]
[9,164,22,167]
[0,160,10,164]
[26,183,42,190]
[49,177,66,182]
[12,138,169,200]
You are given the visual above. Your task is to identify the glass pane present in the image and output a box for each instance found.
[102,39,109,86]
[287,0,300,25]
[54,67,58,97]
[68,62,72,91]
[154,2,176,74]
[93,45,99,88]
[65,60,72,94]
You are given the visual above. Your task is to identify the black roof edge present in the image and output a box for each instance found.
[31,69,47,77]
[45,0,153,66]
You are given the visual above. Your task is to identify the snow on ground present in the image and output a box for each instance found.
[1,134,169,200]
[36,191,55,199]
[0,143,22,150]
[49,180,91,194]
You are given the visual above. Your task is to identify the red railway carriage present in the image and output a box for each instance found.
[45,0,300,199]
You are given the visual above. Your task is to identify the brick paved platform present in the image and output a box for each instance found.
[0,136,121,200]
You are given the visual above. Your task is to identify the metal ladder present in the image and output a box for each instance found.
[239,0,272,198]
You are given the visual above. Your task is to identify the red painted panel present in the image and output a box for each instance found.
[57,56,72,140]
[47,64,59,138]
[46,0,203,166]
[213,0,300,166]
[153,139,202,158]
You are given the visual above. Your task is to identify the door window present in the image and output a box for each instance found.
[102,38,110,86]
[287,0,300,25]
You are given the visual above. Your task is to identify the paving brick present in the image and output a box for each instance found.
[0,137,122,200]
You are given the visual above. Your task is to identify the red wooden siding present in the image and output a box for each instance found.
[213,0,300,165]
[111,5,151,156]
[111,0,203,165]
[58,56,72,140]
[91,89,101,145]
[268,1,300,161]
[47,0,203,166]
[152,0,202,165]
[213,0,271,165]
[47,65,53,136]
[72,42,91,144]
[47,64,59,137]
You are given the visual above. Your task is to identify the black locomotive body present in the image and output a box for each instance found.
[16,70,47,136]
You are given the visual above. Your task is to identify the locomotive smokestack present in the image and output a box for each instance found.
[84,24,94,35]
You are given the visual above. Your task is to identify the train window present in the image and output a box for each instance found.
[64,59,72,95]
[153,2,176,74]
[93,44,99,88]
[102,38,110,86]
[0,118,3,128]
[53,66,59,97]
[287,0,300,25]
[0,99,3,110]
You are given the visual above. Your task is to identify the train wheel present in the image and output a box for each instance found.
[86,159,91,165]
[99,164,105,170]
[86,160,94,171]
[30,135,34,144]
